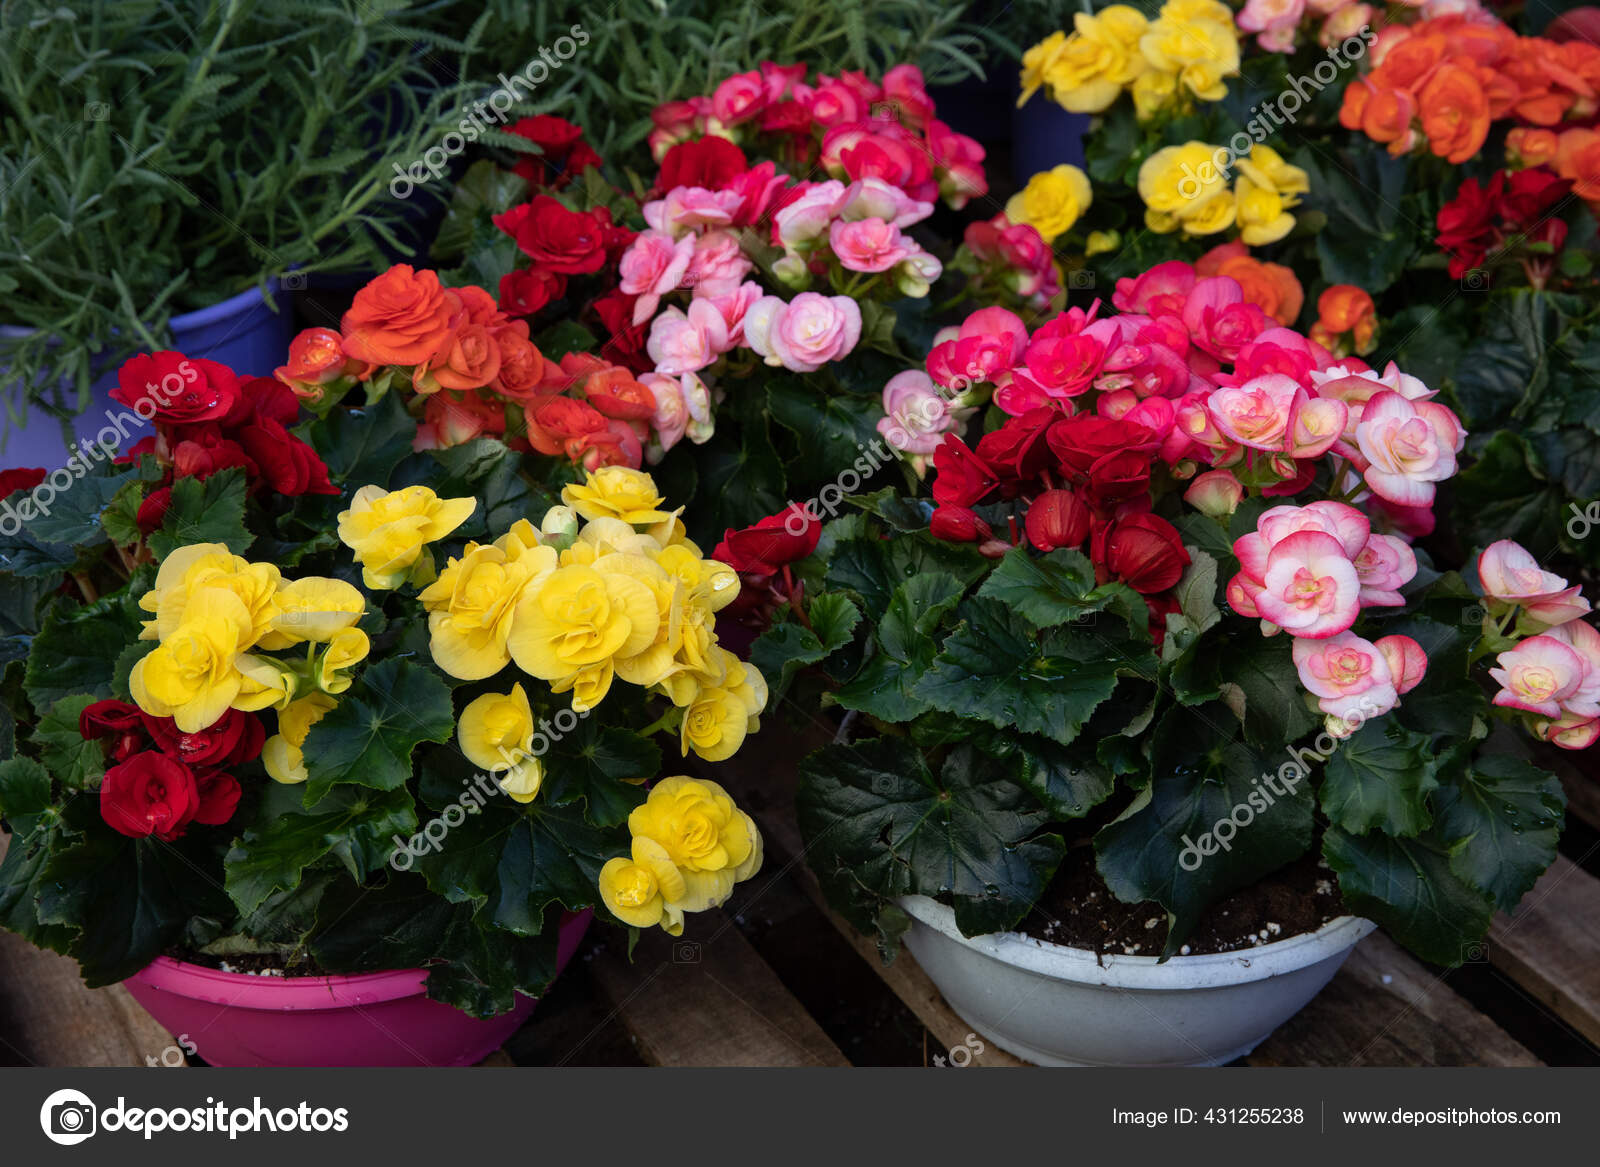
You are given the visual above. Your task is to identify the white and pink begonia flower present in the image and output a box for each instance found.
[1490,635,1589,718]
[1254,529,1363,638]
[774,180,848,248]
[1183,468,1244,517]
[642,185,744,237]
[1544,617,1600,720]
[829,217,914,272]
[1477,539,1594,628]
[895,250,943,298]
[639,372,690,455]
[1533,710,1600,751]
[744,293,862,373]
[1312,360,1438,450]
[877,369,966,458]
[1206,372,1346,457]
[1376,633,1429,694]
[1353,532,1418,607]
[836,177,934,227]
[685,230,754,297]
[646,300,730,375]
[619,230,695,325]
[1293,631,1400,726]
[1354,390,1464,507]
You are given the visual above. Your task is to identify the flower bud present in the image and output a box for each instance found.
[1183,469,1244,518]
[540,505,581,550]
[930,505,991,543]
[1024,489,1091,552]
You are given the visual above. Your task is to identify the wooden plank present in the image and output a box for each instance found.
[587,906,850,1067]
[0,831,184,1068]
[1488,853,1600,1048]
[1248,930,1541,1066]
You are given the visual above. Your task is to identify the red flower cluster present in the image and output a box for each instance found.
[1435,167,1574,282]
[114,351,338,531]
[650,61,987,209]
[505,115,602,190]
[712,505,823,625]
[80,699,257,840]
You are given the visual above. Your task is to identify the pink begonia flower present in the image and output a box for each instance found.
[1183,469,1244,517]
[807,80,866,128]
[1544,617,1600,719]
[1293,631,1399,725]
[926,119,988,209]
[646,300,730,375]
[702,280,764,347]
[829,217,913,272]
[1254,529,1363,638]
[759,61,809,102]
[1491,635,1588,717]
[1021,326,1112,399]
[1183,277,1272,363]
[1354,390,1463,506]
[877,369,965,457]
[963,306,1031,363]
[726,162,790,229]
[837,177,934,227]
[1532,710,1600,750]
[686,230,753,297]
[642,186,744,237]
[1230,501,1370,625]
[774,180,848,248]
[711,69,767,125]
[1353,532,1418,607]
[1113,261,1196,317]
[1477,539,1594,628]
[1207,374,1297,450]
[882,63,935,127]
[744,293,862,373]
[1376,634,1428,694]
[1311,360,1436,449]
[639,372,689,454]
[619,230,695,325]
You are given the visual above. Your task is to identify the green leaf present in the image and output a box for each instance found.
[1323,827,1495,967]
[34,694,105,790]
[834,572,967,722]
[1094,702,1314,954]
[1434,754,1564,911]
[24,592,143,712]
[300,658,456,803]
[225,782,419,920]
[1319,720,1440,837]
[795,736,1065,945]
[29,468,136,548]
[101,476,146,546]
[148,467,252,559]
[1227,634,1319,749]
[1007,735,1116,821]
[749,593,862,700]
[976,547,1149,637]
[766,377,892,493]
[308,391,416,492]
[541,722,659,828]
[0,755,52,826]
[913,598,1154,745]
[824,531,988,615]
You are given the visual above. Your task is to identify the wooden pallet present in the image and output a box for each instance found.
[4,729,1599,1068]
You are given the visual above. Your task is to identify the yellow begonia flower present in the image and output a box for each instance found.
[231,652,299,712]
[419,540,557,680]
[1004,164,1092,244]
[458,683,544,803]
[263,692,338,784]
[337,484,476,590]
[561,467,672,526]
[1018,30,1069,108]
[1085,229,1121,257]
[1182,190,1238,235]
[680,651,766,763]
[130,588,252,732]
[1239,145,1309,197]
[255,576,366,650]
[1042,8,1148,115]
[550,660,616,714]
[317,627,370,694]
[1235,176,1294,245]
[138,543,247,640]
[1139,9,1238,104]
[1131,68,1179,121]
[627,776,763,911]
[144,554,281,649]
[507,563,659,696]
[597,840,687,935]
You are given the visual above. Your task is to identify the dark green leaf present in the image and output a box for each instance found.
[148,468,252,559]
[1319,720,1440,837]
[1434,754,1564,911]
[34,694,104,790]
[301,658,456,803]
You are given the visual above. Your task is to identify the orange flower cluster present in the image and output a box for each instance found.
[276,265,664,469]
[1340,15,1600,165]
[1195,241,1303,327]
[1309,285,1377,358]
[1510,126,1600,210]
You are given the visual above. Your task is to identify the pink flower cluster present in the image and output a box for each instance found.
[649,62,987,209]
[771,177,944,296]
[957,214,1061,307]
[1479,540,1599,750]
[1238,0,1490,54]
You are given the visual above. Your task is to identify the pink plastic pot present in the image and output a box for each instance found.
[121,910,592,1067]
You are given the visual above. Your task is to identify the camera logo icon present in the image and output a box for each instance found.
[40,1088,97,1145]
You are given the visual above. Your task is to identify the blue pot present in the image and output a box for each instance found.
[1,278,293,471]
[1012,95,1091,187]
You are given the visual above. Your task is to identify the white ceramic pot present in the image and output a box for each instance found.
[899,895,1376,1066]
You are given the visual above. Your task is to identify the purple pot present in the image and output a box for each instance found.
[1012,95,1090,186]
[121,910,593,1067]
[1,278,294,472]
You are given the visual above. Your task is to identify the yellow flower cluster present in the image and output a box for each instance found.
[128,544,369,781]
[598,776,763,935]
[337,484,476,590]
[1137,142,1309,244]
[1019,1,1240,120]
[1005,164,1093,243]
[423,466,766,784]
